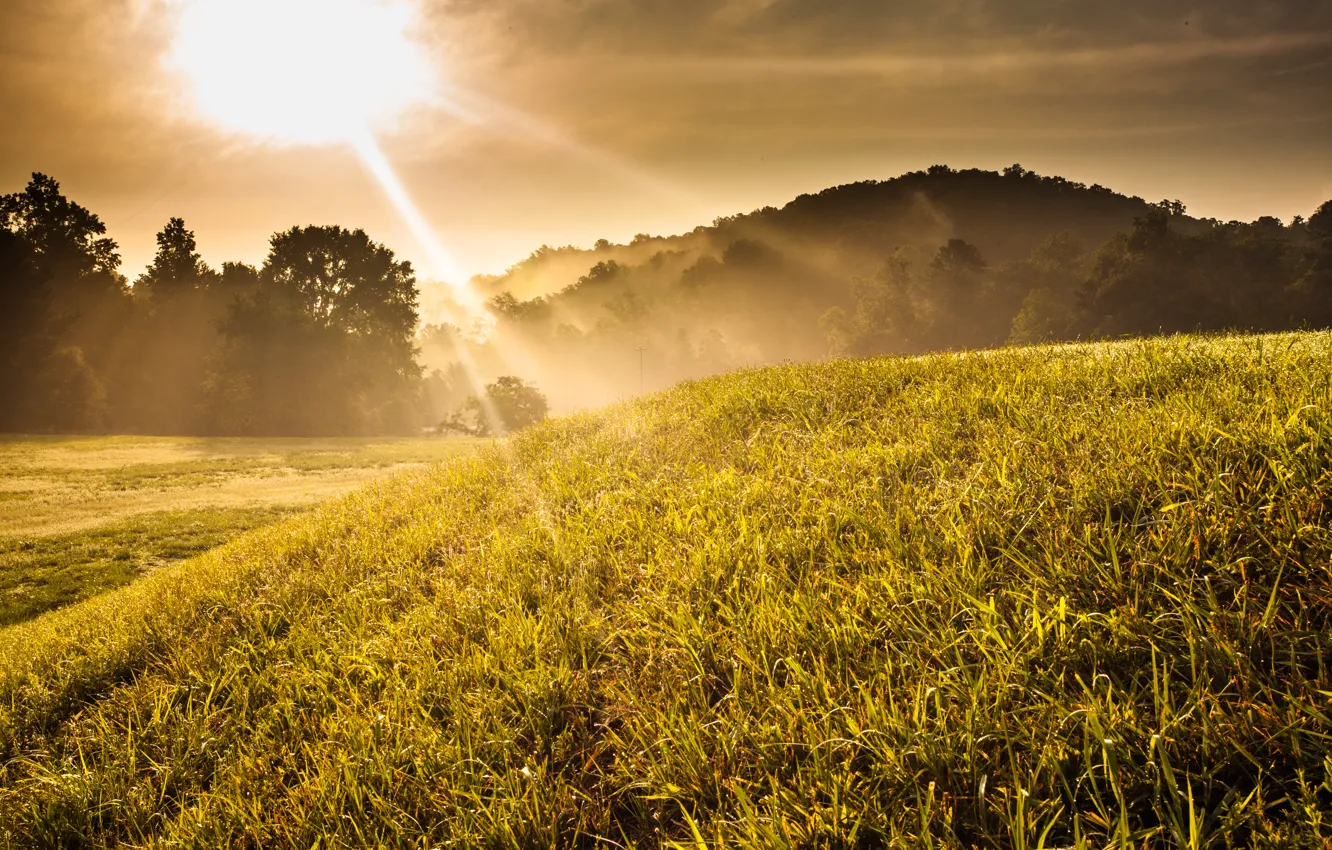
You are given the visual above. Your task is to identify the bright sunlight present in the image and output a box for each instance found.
[167,0,435,145]
[167,0,469,286]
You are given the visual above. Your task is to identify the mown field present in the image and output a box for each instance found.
[0,436,483,626]
[2,333,1331,847]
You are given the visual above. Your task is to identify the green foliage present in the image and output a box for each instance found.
[133,217,218,302]
[0,176,127,433]
[1,333,1330,845]
[1078,210,1299,338]
[821,255,917,356]
[1008,287,1075,344]
[4,167,1331,433]
[1294,200,1332,323]
[823,210,1325,359]
[263,225,420,342]
[0,228,108,433]
[484,375,548,433]
[115,218,235,434]
[0,173,121,281]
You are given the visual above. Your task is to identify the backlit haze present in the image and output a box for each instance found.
[2,0,1330,292]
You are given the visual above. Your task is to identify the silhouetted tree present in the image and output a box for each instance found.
[204,226,422,435]
[264,225,419,345]
[0,174,128,404]
[1076,211,1303,338]
[117,218,227,432]
[1,174,121,282]
[135,218,218,302]
[3,166,1328,435]
[1294,200,1332,325]
[218,261,261,294]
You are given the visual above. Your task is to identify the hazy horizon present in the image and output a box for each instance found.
[2,0,1329,281]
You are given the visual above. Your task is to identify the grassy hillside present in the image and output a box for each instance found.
[2,333,1331,847]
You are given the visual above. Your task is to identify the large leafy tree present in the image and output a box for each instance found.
[0,173,121,281]
[264,226,417,338]
[2,175,126,388]
[1,174,122,428]
[0,231,107,432]
[205,226,423,435]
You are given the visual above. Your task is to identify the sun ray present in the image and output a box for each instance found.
[348,130,467,291]
[163,0,692,422]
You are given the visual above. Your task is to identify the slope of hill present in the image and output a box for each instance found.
[3,333,1331,846]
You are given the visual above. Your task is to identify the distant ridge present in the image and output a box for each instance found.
[481,165,1172,298]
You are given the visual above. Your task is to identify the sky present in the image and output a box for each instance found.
[1,0,1330,283]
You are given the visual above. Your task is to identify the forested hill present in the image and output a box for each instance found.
[767,166,1166,262]
[479,165,1173,300]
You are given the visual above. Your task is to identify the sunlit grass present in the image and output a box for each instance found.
[1,333,1330,846]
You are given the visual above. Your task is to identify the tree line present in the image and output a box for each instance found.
[4,167,1330,435]
[1,174,465,435]
[822,204,1332,357]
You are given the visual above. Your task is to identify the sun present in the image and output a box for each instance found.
[167,0,436,145]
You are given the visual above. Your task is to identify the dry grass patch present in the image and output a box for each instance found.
[0,436,484,623]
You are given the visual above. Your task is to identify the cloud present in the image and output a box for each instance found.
[612,31,1332,80]
[437,0,1332,57]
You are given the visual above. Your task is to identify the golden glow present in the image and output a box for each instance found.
[349,130,465,287]
[162,0,672,417]
[167,0,435,145]
[167,0,468,287]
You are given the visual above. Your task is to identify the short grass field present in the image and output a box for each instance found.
[0,436,484,626]
[2,333,1332,847]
